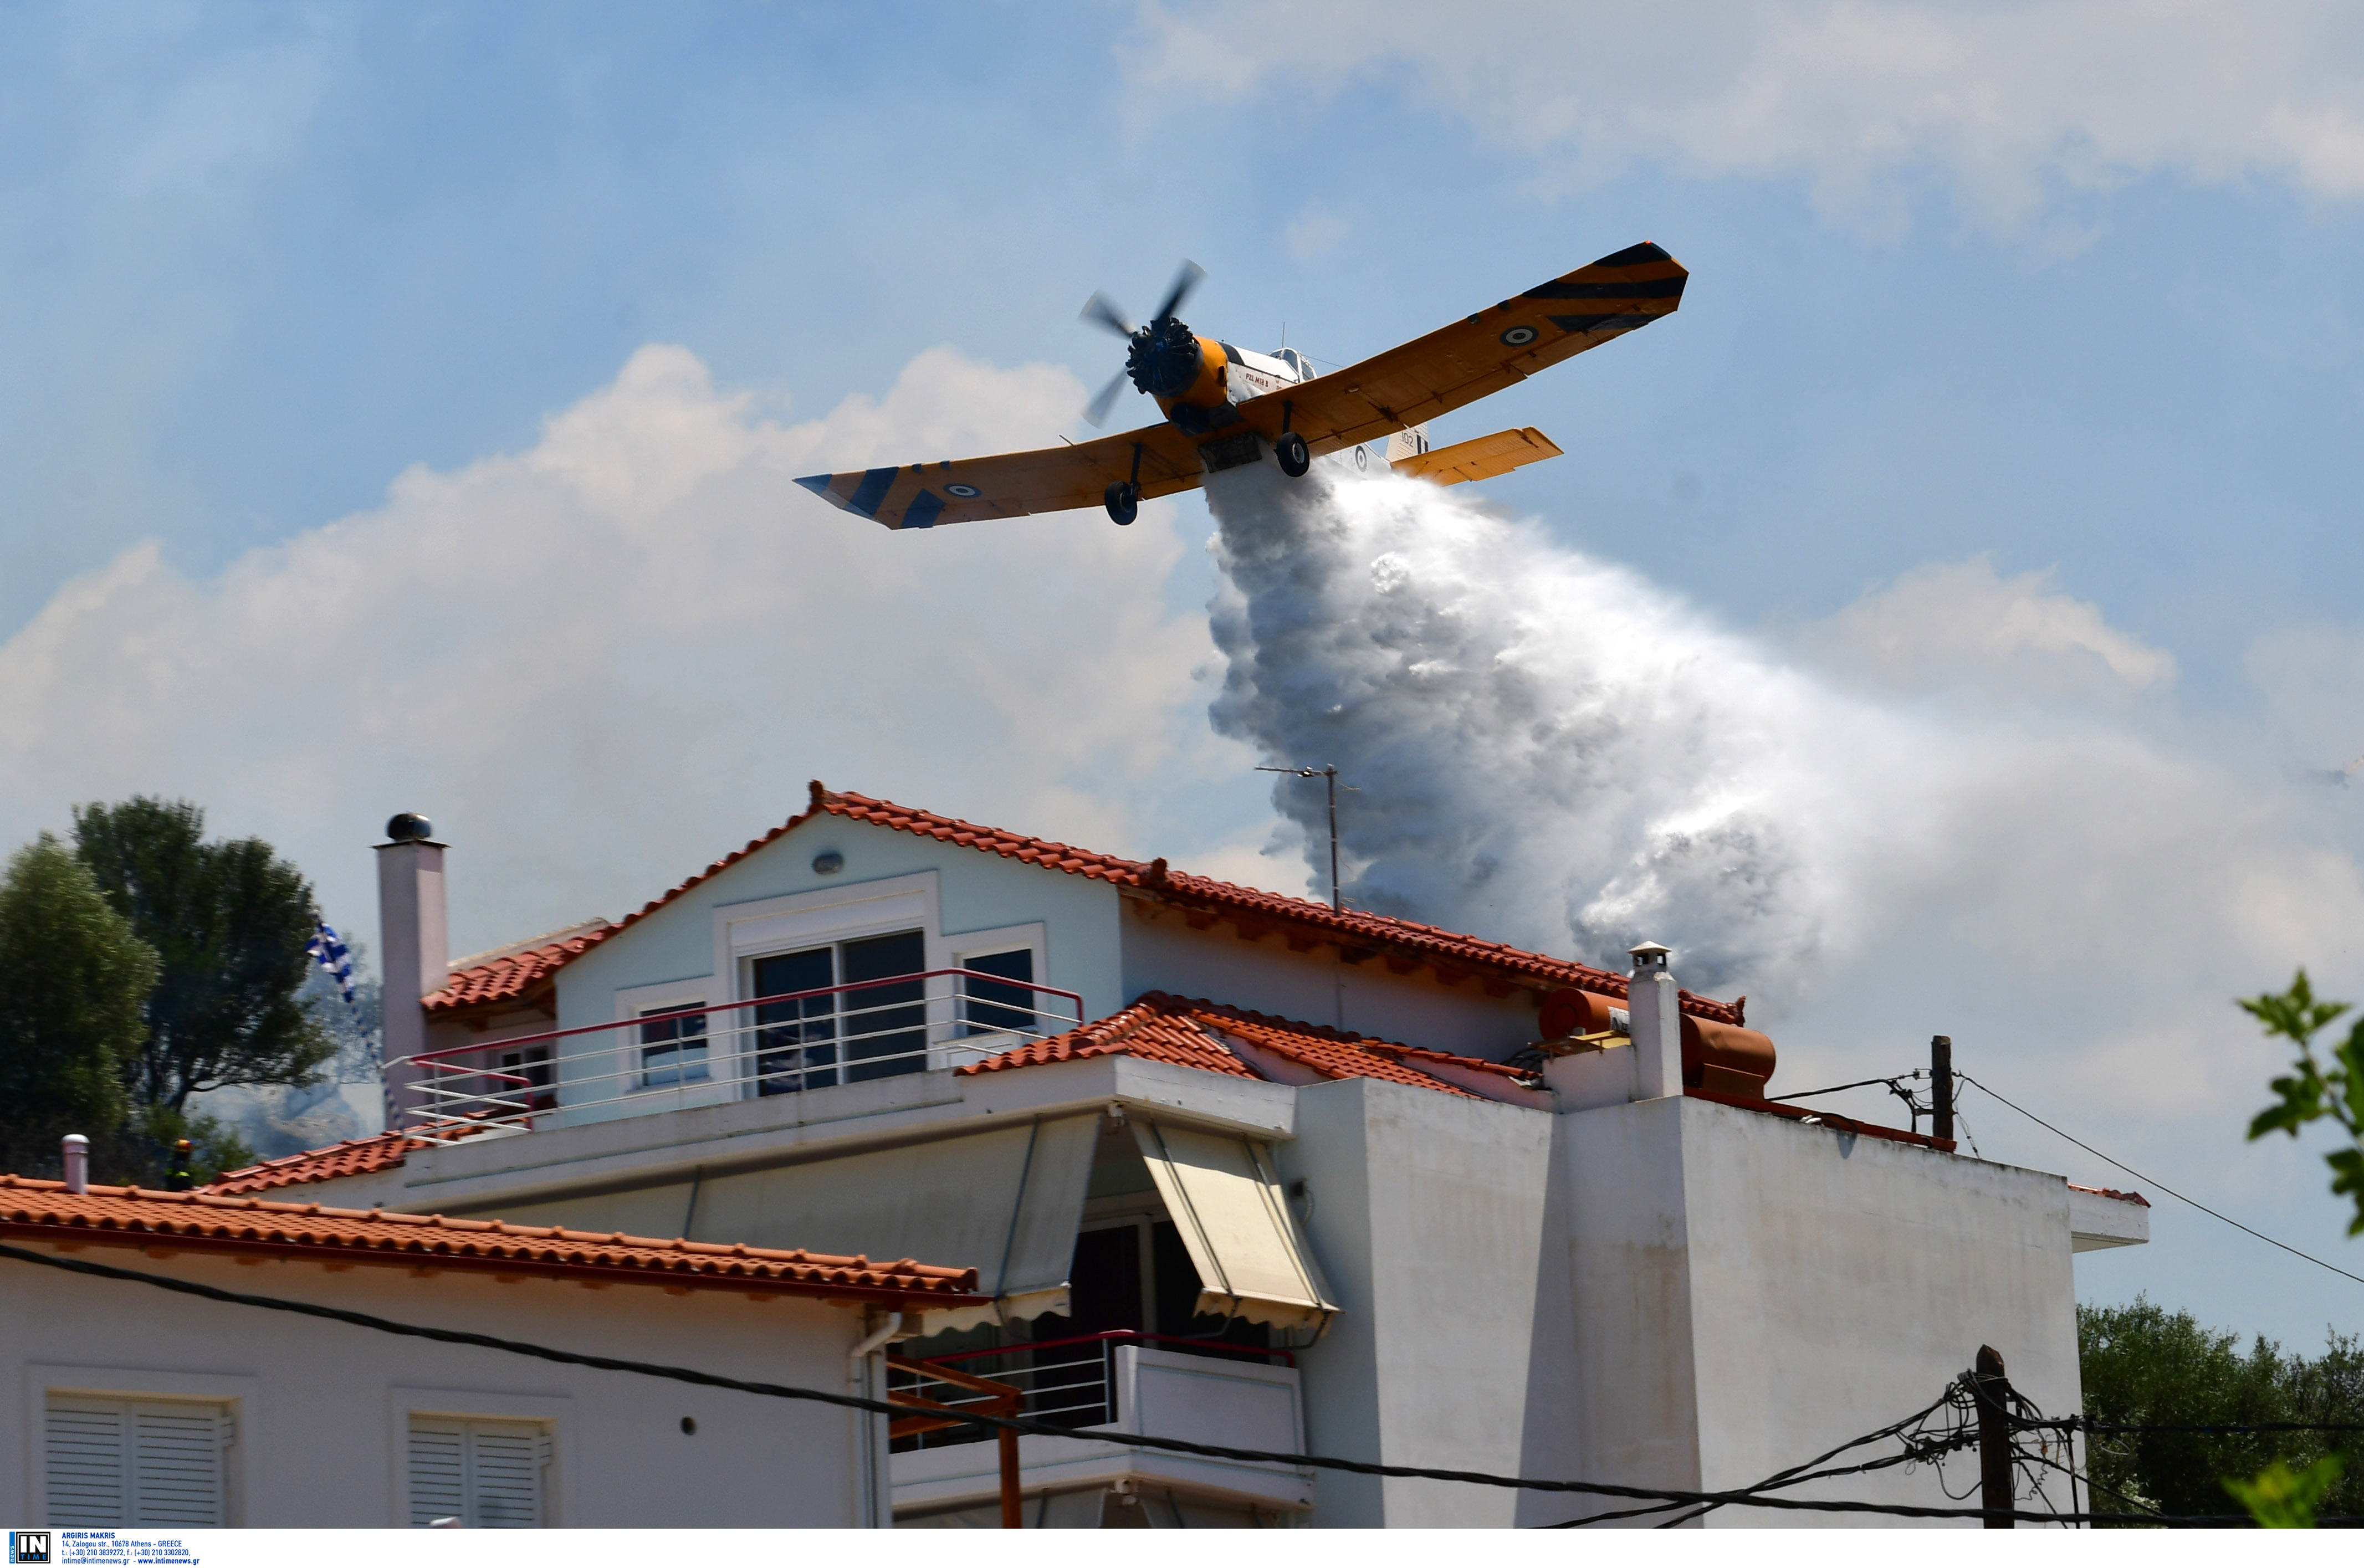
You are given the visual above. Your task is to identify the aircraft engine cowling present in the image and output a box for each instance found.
[1127,320,1229,407]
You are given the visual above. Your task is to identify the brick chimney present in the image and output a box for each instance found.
[375,812,446,1128]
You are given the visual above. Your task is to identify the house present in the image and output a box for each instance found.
[0,1171,981,1526]
[213,782,2150,1527]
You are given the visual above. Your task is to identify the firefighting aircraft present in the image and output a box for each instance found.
[795,241,1687,530]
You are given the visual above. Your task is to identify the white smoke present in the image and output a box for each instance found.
[1203,458,2364,1054]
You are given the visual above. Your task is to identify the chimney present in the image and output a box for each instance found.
[1931,1036,1954,1142]
[376,813,447,1128]
[62,1134,88,1195]
[1626,941,1680,1100]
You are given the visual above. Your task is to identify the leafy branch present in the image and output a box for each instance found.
[2243,970,2364,1236]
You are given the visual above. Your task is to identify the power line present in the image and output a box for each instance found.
[2070,1419,2364,1436]
[1957,1072,2364,1290]
[0,1237,2258,1526]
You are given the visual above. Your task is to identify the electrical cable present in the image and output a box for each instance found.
[1769,1075,1909,1103]
[0,1237,2252,1525]
[2020,1448,2161,1522]
[1957,1072,2364,1289]
[1638,1385,1969,1529]
[2068,1420,2364,1436]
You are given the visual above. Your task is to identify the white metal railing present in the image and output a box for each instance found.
[383,968,1084,1134]
[886,1332,1300,1452]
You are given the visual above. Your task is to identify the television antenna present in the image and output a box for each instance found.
[1256,764,1356,911]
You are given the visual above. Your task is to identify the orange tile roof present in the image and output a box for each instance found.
[426,783,1746,1024]
[2068,1183,2152,1207]
[0,1177,983,1305]
[956,992,1534,1102]
[424,926,615,1014]
[956,993,1265,1080]
[208,1128,485,1196]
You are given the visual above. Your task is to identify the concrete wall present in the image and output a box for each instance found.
[1544,1094,2084,1528]
[1283,1077,1556,1527]
[1120,899,1542,1058]
[1283,1084,2090,1530]
[0,1244,876,1527]
[1676,1098,2081,1526]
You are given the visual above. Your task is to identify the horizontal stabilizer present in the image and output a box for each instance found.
[1391,427,1564,486]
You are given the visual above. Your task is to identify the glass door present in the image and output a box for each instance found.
[751,946,835,1094]
[840,930,926,1082]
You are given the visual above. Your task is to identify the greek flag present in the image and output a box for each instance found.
[307,923,357,1010]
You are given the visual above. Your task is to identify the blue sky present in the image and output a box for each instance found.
[8,2,2364,1349]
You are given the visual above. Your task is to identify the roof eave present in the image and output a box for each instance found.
[5,1224,989,1308]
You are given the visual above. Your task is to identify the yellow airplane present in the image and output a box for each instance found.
[796,242,1687,530]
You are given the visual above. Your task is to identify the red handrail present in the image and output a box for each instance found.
[905,1328,1294,1370]
[398,967,1086,1067]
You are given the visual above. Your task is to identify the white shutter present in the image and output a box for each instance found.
[468,1425,541,1528]
[129,1403,224,1526]
[45,1396,226,1527]
[408,1417,546,1528]
[407,1419,468,1527]
[44,1398,126,1526]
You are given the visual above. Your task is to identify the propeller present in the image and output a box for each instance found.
[1077,260,1206,427]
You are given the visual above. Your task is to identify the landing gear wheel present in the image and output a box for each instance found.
[1275,431,1311,478]
[1104,480,1139,525]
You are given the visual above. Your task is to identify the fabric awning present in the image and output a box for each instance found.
[1131,1120,1338,1334]
[689,1113,1098,1333]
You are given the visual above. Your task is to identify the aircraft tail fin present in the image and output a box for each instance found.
[1383,424,1431,464]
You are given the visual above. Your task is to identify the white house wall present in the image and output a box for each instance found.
[1118,900,1544,1059]
[1282,1083,2094,1529]
[1671,1097,2081,1526]
[1551,1095,2083,1528]
[1281,1077,1557,1528]
[0,1249,874,1526]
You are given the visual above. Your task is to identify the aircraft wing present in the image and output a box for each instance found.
[1235,242,1687,456]
[796,421,1206,531]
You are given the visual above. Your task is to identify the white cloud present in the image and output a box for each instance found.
[1798,555,2177,704]
[1125,1,2364,224]
[0,345,1247,957]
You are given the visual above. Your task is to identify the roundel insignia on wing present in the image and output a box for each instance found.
[945,483,982,498]
[1499,325,1539,347]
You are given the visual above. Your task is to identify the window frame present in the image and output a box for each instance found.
[714,873,952,1094]
[633,1003,712,1090]
[611,978,713,1103]
[387,1388,570,1529]
[948,922,1050,1052]
[27,1366,254,1527]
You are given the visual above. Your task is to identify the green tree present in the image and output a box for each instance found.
[0,837,159,1174]
[2078,1298,2364,1522]
[70,798,332,1114]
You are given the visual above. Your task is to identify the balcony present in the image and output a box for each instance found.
[381,968,1083,1135]
[888,1333,1313,1519]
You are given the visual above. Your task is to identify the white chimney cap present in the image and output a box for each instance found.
[1628,940,1673,968]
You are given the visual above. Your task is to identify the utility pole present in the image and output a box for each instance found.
[1256,764,1349,911]
[1973,1344,2014,1529]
